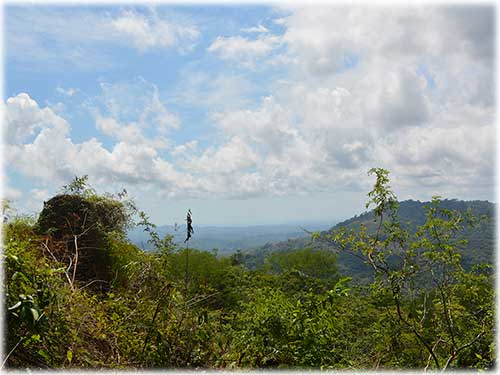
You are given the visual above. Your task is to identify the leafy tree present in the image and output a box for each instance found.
[226,277,354,368]
[325,168,494,370]
[263,247,338,280]
[36,176,136,288]
[163,248,243,309]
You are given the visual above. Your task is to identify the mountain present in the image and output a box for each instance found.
[241,199,495,281]
[127,223,333,255]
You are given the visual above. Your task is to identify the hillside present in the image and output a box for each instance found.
[242,199,495,280]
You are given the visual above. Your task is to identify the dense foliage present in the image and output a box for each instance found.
[3,171,495,369]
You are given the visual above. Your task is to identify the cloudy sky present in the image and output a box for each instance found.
[3,4,496,226]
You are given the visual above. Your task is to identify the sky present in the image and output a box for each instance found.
[2,3,496,226]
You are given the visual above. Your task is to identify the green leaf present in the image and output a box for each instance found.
[30,334,41,343]
[38,349,50,362]
[67,350,73,363]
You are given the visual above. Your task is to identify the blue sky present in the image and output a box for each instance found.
[3,4,496,226]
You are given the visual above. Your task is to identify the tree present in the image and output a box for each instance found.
[36,176,136,289]
[325,168,493,370]
[263,247,338,280]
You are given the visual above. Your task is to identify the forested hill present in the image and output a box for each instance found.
[242,199,495,279]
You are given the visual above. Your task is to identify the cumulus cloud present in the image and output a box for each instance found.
[5,5,496,205]
[94,115,170,150]
[172,140,198,158]
[373,124,495,199]
[4,92,178,191]
[5,90,263,201]
[185,136,260,175]
[366,67,431,129]
[202,93,368,194]
[192,5,494,199]
[281,6,494,76]
[211,96,296,152]
[4,93,70,144]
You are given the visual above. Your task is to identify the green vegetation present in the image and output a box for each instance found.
[244,198,494,282]
[3,170,494,369]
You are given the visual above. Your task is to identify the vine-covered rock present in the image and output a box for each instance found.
[37,194,127,288]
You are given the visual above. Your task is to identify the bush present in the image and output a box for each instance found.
[35,180,134,287]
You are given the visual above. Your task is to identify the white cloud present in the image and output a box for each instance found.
[140,87,181,133]
[111,11,173,50]
[4,185,22,201]
[95,79,180,145]
[365,66,431,129]
[203,91,369,194]
[212,96,295,151]
[4,93,69,144]
[4,91,219,201]
[196,2,495,197]
[185,136,259,175]
[176,71,257,110]
[241,24,269,33]
[94,115,170,150]
[5,93,160,187]
[98,79,179,129]
[208,34,281,66]
[5,6,495,206]
[6,7,200,71]
[201,5,494,199]
[172,140,198,158]
[32,188,50,201]
[373,124,495,198]
[111,10,199,52]
[280,6,494,77]
[56,86,77,97]
[23,188,50,212]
